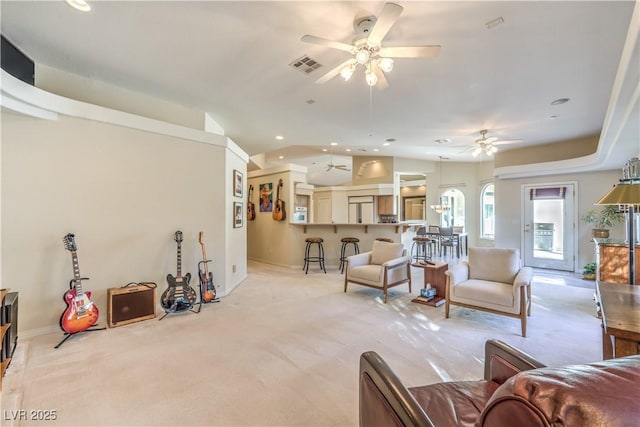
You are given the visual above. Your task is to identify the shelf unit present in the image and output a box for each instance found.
[0,288,10,391]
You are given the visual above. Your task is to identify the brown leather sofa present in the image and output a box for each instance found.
[360,339,640,427]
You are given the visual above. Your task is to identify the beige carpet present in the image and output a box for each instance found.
[1,261,601,427]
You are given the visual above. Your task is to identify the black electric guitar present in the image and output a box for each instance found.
[247,184,256,221]
[198,231,216,303]
[161,231,197,313]
[272,178,286,221]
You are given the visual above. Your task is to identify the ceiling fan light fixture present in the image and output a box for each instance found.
[490,145,498,154]
[356,49,371,65]
[365,68,378,86]
[378,57,394,73]
[340,64,356,81]
[472,147,482,157]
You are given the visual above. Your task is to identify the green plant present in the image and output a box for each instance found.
[580,205,625,229]
[583,262,596,275]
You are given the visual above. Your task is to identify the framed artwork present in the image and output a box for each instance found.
[259,182,273,212]
[233,170,243,198]
[234,202,243,228]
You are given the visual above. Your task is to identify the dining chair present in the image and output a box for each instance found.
[439,226,460,257]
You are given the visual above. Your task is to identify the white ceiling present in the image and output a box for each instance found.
[2,1,638,186]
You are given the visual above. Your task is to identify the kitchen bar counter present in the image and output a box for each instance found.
[292,222,425,234]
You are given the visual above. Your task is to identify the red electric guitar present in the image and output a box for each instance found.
[60,233,99,334]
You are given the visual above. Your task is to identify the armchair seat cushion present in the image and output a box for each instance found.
[410,381,500,427]
[452,279,515,310]
[348,264,384,284]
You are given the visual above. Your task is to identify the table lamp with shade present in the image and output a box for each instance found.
[596,157,640,284]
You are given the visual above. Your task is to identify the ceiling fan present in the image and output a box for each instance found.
[326,153,351,172]
[301,2,441,88]
[327,162,351,172]
[469,130,522,157]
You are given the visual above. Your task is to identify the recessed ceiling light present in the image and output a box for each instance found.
[330,142,338,146]
[385,138,396,142]
[322,148,328,152]
[275,135,284,140]
[373,148,379,152]
[345,148,351,152]
[551,98,570,105]
[435,139,451,144]
[66,0,91,11]
[278,155,284,159]
[383,142,391,146]
[550,115,558,119]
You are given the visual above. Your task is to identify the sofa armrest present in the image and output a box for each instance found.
[484,339,546,384]
[512,267,533,290]
[348,251,372,268]
[360,351,435,427]
[444,262,469,286]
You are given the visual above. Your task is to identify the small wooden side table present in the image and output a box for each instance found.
[411,262,448,307]
[596,281,640,359]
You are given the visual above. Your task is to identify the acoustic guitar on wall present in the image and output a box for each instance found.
[247,184,256,221]
[60,233,99,334]
[273,178,286,221]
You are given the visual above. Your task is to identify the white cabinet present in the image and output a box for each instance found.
[348,196,374,224]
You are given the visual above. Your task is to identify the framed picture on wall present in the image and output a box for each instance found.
[259,182,273,212]
[233,170,243,198]
[234,202,243,228]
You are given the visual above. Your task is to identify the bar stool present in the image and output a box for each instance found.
[375,238,394,243]
[411,236,432,262]
[303,237,326,274]
[339,237,360,273]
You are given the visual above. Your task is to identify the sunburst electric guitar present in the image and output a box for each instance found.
[60,233,99,334]
[161,231,197,313]
[198,231,217,303]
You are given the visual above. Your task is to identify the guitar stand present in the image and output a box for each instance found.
[54,326,106,349]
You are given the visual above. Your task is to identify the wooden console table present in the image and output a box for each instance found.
[596,281,640,359]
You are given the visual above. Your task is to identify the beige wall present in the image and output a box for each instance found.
[495,169,624,268]
[2,111,245,335]
[494,135,599,168]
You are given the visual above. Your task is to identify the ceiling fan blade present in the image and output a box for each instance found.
[492,139,523,146]
[315,58,357,84]
[301,35,354,53]
[379,45,441,58]
[367,2,403,46]
[484,137,498,144]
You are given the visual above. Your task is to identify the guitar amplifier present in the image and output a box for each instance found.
[108,283,156,328]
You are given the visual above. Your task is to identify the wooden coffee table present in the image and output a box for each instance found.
[411,261,448,307]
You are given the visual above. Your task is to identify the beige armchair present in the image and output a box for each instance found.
[445,247,533,336]
[345,240,412,303]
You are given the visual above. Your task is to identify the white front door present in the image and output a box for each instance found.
[522,183,576,271]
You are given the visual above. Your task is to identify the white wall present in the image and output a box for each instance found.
[1,111,245,335]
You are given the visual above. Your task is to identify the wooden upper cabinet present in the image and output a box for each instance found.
[377,196,393,215]
[596,243,640,285]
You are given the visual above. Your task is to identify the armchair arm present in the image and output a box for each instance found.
[444,262,469,286]
[483,339,546,384]
[360,351,435,427]
[512,267,533,290]
[383,255,411,270]
[347,251,372,268]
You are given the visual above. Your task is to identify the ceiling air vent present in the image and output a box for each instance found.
[290,55,322,74]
